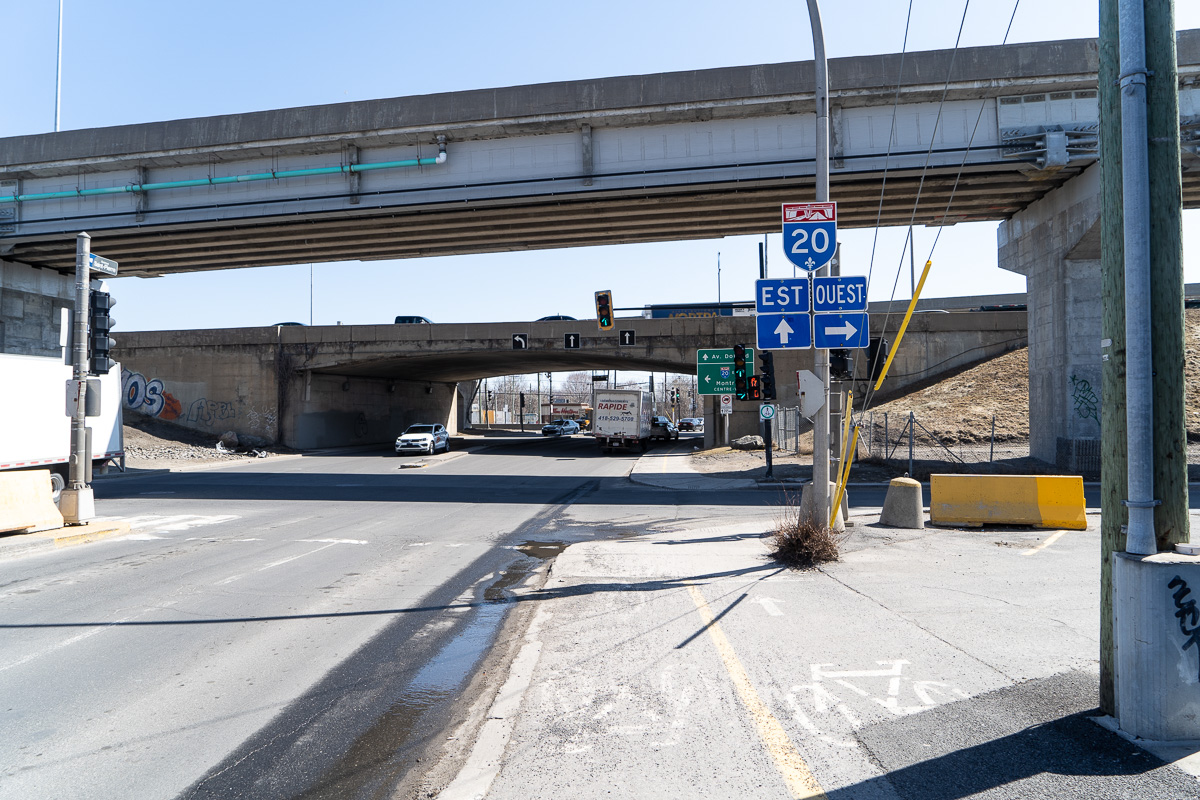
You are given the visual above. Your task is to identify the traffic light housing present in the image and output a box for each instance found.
[748,375,762,401]
[759,351,776,401]
[867,337,890,384]
[595,290,614,330]
[733,344,749,400]
[830,349,853,381]
[88,289,116,375]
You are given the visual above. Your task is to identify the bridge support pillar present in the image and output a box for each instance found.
[998,164,1103,470]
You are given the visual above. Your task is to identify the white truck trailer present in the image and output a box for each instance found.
[0,353,124,499]
[592,389,653,453]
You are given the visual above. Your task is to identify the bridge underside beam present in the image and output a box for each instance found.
[7,163,1090,276]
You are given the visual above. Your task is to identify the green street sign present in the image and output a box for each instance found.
[697,347,755,395]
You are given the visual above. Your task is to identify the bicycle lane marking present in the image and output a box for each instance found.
[686,583,827,800]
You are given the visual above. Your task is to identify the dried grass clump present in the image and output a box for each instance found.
[768,500,842,569]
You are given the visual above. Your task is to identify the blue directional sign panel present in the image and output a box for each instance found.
[812,276,867,312]
[755,278,809,315]
[782,202,837,272]
[756,313,812,351]
[814,312,869,349]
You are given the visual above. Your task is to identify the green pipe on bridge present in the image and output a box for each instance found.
[0,143,447,205]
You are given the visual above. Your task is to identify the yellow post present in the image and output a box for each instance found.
[873,259,933,392]
[830,426,860,529]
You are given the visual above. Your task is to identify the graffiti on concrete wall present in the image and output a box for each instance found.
[1069,374,1099,423]
[187,398,236,426]
[1169,575,1200,681]
[122,370,184,420]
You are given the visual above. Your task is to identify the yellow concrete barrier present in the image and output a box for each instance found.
[929,474,1087,530]
[0,469,64,534]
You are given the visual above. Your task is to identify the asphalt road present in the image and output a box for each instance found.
[0,433,773,800]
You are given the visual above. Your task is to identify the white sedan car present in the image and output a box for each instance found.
[395,423,450,455]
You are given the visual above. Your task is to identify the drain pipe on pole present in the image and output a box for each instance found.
[806,0,832,529]
[1119,0,1157,555]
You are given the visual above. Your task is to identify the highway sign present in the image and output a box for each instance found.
[813,312,869,349]
[759,404,776,421]
[618,330,636,346]
[564,333,581,349]
[87,253,118,276]
[812,276,867,312]
[756,313,811,350]
[512,333,528,349]
[782,202,837,272]
[755,278,809,314]
[796,370,824,416]
[719,394,732,415]
[697,347,754,395]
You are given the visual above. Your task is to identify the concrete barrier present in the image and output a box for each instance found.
[929,474,1086,530]
[880,477,925,529]
[0,469,65,533]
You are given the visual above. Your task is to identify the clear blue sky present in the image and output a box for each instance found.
[6,1,1199,331]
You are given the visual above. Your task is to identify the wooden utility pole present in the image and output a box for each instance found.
[1146,0,1188,551]
[1098,0,1126,717]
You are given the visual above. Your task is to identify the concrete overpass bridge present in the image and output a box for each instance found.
[115,311,1026,449]
[3,31,1197,462]
[0,32,1196,275]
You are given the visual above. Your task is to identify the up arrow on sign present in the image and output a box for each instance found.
[774,318,795,344]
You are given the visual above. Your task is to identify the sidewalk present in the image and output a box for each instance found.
[438,487,1200,798]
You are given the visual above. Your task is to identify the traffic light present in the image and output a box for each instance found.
[733,344,749,400]
[867,337,890,384]
[830,349,853,381]
[595,290,614,330]
[520,392,526,408]
[88,289,116,375]
[748,375,762,401]
[759,351,776,401]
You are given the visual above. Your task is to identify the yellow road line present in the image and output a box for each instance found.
[686,584,827,799]
[1021,529,1067,556]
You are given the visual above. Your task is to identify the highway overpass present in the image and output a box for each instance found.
[114,311,1026,449]
[0,32,1195,275]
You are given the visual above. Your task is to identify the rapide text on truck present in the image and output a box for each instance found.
[592,389,653,453]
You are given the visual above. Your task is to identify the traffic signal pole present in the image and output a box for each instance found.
[61,232,94,524]
[807,0,832,527]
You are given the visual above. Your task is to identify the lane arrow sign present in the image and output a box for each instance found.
[823,320,857,339]
[774,317,795,344]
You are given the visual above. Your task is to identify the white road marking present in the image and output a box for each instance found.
[300,539,368,545]
[751,597,785,616]
[115,514,240,532]
[214,542,343,586]
[1021,530,1067,556]
[0,600,178,674]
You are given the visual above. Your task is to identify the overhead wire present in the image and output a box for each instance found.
[857,0,1024,416]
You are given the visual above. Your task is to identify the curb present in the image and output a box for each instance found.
[0,520,132,559]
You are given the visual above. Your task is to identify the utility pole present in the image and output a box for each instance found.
[1145,0,1187,551]
[1098,0,1126,716]
[807,0,832,528]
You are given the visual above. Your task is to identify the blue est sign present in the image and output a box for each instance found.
[812,276,867,312]
[782,202,837,272]
[755,278,809,314]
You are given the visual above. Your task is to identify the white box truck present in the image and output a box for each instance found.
[0,353,125,500]
[593,389,653,453]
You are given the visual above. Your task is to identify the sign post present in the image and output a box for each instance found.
[60,233,96,524]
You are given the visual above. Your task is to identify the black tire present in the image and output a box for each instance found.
[444,439,451,453]
[49,471,65,506]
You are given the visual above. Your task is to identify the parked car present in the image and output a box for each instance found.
[394,315,433,324]
[537,314,577,321]
[650,416,679,441]
[541,419,581,436]
[395,423,449,455]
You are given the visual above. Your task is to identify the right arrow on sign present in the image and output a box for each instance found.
[823,320,857,339]
[774,318,795,344]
